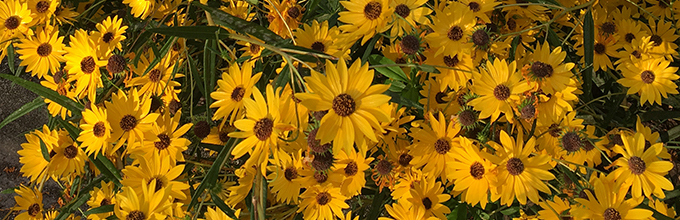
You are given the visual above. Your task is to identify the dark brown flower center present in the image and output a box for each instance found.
[254,118,274,141]
[472,29,490,46]
[126,210,146,220]
[168,100,181,115]
[287,7,300,18]
[458,110,477,127]
[582,138,595,151]
[601,22,617,35]
[375,159,392,175]
[641,70,655,84]
[594,43,606,55]
[100,198,111,206]
[4,16,20,30]
[28,203,40,216]
[631,50,641,59]
[316,192,331,205]
[193,121,210,139]
[307,128,331,153]
[219,131,230,143]
[422,197,433,210]
[314,172,328,183]
[443,55,460,67]
[80,56,96,74]
[434,92,447,104]
[249,43,261,53]
[624,33,635,43]
[36,1,50,13]
[628,156,646,175]
[400,35,420,55]
[231,86,245,101]
[49,149,56,158]
[154,134,171,150]
[148,177,164,192]
[363,1,382,20]
[447,26,464,41]
[93,122,106,137]
[658,0,670,8]
[531,61,553,78]
[148,69,162,82]
[395,4,410,18]
[506,157,524,175]
[609,134,623,147]
[284,167,298,181]
[107,54,126,74]
[434,138,450,154]
[311,41,325,52]
[120,115,138,131]
[332,93,356,117]
[603,208,621,220]
[507,18,517,31]
[549,124,562,137]
[562,132,581,153]
[470,161,485,179]
[468,2,481,12]
[37,43,52,57]
[398,152,412,167]
[102,32,114,43]
[53,70,64,83]
[64,145,78,159]
[493,84,510,101]
[520,104,535,120]
[344,161,358,176]
[650,35,663,46]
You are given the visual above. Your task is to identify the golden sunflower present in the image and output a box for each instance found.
[267,151,303,204]
[114,182,173,220]
[572,177,653,219]
[418,78,455,115]
[484,130,555,205]
[425,2,475,57]
[202,207,241,220]
[338,0,393,45]
[294,20,348,59]
[609,132,674,199]
[219,0,255,22]
[202,124,235,147]
[236,36,264,60]
[615,36,655,69]
[618,57,679,105]
[27,0,57,24]
[78,103,113,156]
[380,200,429,220]
[64,29,106,101]
[449,137,497,208]
[391,169,422,201]
[226,166,256,207]
[387,0,432,37]
[644,19,679,59]
[91,15,127,57]
[296,59,391,153]
[467,58,533,122]
[41,71,76,120]
[106,88,160,153]
[128,52,183,104]
[537,196,574,220]
[16,25,65,79]
[228,84,295,173]
[407,177,451,219]
[334,148,373,197]
[423,48,474,91]
[210,61,262,123]
[459,0,499,23]
[123,0,153,19]
[53,5,78,25]
[121,152,190,200]
[409,111,461,180]
[0,0,33,39]
[49,131,87,177]
[525,43,575,95]
[13,185,43,220]
[18,125,58,183]
[87,181,117,220]
[265,0,303,38]
[131,110,192,163]
[615,18,648,47]
[645,0,672,19]
[298,185,349,220]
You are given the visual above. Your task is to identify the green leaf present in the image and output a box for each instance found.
[366,189,388,220]
[640,111,680,121]
[582,9,595,102]
[415,64,439,73]
[1,187,18,194]
[508,36,521,61]
[204,39,216,115]
[40,137,51,162]
[8,43,15,74]
[368,55,409,82]
[210,191,239,219]
[89,154,122,187]
[0,97,44,130]
[199,143,223,152]
[188,138,238,210]
[449,203,467,220]
[148,26,230,39]
[194,2,284,44]
[500,206,520,216]
[55,118,80,141]
[83,205,114,216]
[0,74,84,115]
[385,91,423,110]
[141,36,177,76]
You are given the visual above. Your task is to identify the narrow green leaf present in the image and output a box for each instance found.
[56,118,80,141]
[0,74,84,115]
[97,154,122,180]
[210,191,239,219]
[385,91,423,110]
[199,143,223,152]
[188,138,238,210]
[142,37,177,76]
[640,111,680,121]
[366,189,388,220]
[449,203,467,220]
[0,97,44,130]
[148,26,230,39]
[129,31,153,57]
[500,206,520,216]
[582,9,594,102]
[415,64,439,73]
[39,137,51,162]
[194,2,284,44]
[83,205,114,216]
[508,36,521,61]
[89,154,122,187]
[8,43,15,74]
[368,55,409,82]
[1,187,18,194]
[204,40,216,115]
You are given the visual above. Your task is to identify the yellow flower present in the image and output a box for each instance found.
[0,0,33,39]
[106,88,160,153]
[425,2,475,57]
[128,52,183,104]
[334,148,373,196]
[338,0,393,45]
[459,0,500,23]
[91,15,127,57]
[219,0,255,22]
[16,25,65,79]
[267,151,303,204]
[644,19,679,59]
[609,132,674,199]
[53,5,78,25]
[409,111,461,180]
[407,177,451,219]
[202,207,241,220]
[131,110,192,163]
[387,0,432,37]
[41,71,76,119]
[13,185,43,220]
[49,130,87,177]
[379,200,432,220]
[572,177,652,219]
[226,166,256,207]
[228,84,295,173]
[123,0,153,19]
[18,125,58,183]
[590,31,620,72]
[526,43,575,95]
[28,0,57,24]
[121,152,190,200]
[114,182,173,220]
[78,103,113,156]
[449,137,497,208]
[64,29,106,101]
[618,57,679,105]
[210,61,262,123]
[484,130,555,205]
[296,59,391,153]
[423,48,474,91]
[265,0,303,38]
[87,181,116,220]
[468,58,533,122]
[537,196,575,220]
[294,20,348,59]
[298,185,349,220]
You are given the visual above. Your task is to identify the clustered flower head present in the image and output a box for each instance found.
[3,0,680,219]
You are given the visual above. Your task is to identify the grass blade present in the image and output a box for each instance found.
[582,9,594,102]
[0,97,44,130]
[0,74,84,116]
